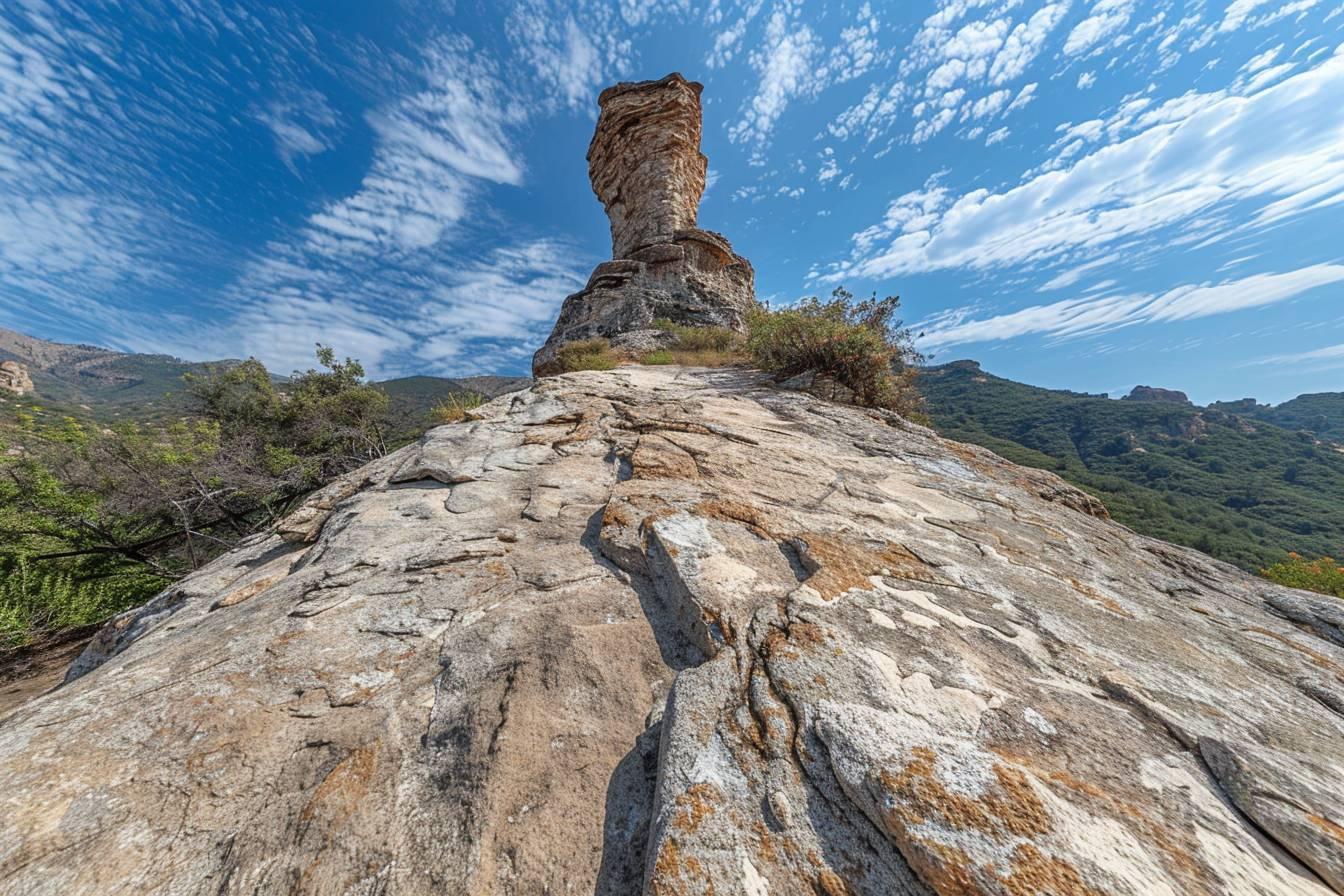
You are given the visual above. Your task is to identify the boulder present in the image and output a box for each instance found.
[1,366,1341,894]
[0,360,33,396]
[533,74,755,375]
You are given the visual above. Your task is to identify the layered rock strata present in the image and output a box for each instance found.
[533,74,755,375]
[2,365,1342,894]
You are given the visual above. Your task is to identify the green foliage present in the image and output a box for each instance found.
[429,392,484,425]
[746,287,923,412]
[0,345,393,646]
[554,338,619,372]
[1261,554,1344,598]
[1212,393,1344,443]
[641,349,674,365]
[920,362,1344,573]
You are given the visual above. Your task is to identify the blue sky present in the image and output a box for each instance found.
[1,0,1342,404]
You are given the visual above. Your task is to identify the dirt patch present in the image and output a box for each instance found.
[0,624,99,719]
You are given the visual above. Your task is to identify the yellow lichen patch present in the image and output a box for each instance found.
[650,840,716,896]
[814,868,850,896]
[671,782,721,834]
[300,742,379,828]
[877,747,1053,843]
[763,622,829,661]
[795,534,933,600]
[1002,843,1107,896]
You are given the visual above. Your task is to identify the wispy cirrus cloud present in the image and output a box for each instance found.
[822,48,1344,283]
[918,264,1344,348]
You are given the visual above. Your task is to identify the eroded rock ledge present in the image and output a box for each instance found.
[532,74,755,375]
[2,367,1342,895]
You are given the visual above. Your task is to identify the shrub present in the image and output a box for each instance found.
[1261,553,1344,598]
[645,319,747,368]
[641,349,674,365]
[429,392,484,425]
[746,287,923,413]
[554,338,619,372]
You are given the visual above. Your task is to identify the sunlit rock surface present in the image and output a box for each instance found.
[2,366,1342,894]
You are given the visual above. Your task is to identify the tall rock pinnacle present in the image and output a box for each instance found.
[532,73,755,375]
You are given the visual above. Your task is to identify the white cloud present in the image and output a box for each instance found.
[254,88,339,172]
[505,3,632,112]
[1253,342,1344,369]
[305,37,524,256]
[1077,71,1098,88]
[988,3,1070,85]
[1220,0,1322,32]
[728,3,882,155]
[985,126,1010,145]
[919,264,1344,348]
[1064,0,1135,56]
[1242,44,1283,73]
[828,52,1344,282]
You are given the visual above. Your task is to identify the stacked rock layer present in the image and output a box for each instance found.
[2,366,1342,894]
[532,74,756,375]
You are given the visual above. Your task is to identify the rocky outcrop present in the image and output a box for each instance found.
[0,360,33,395]
[533,74,755,375]
[1124,385,1192,405]
[2,365,1341,895]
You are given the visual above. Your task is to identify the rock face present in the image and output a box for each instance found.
[532,74,755,375]
[2,365,1342,895]
[0,360,33,395]
[1124,385,1192,405]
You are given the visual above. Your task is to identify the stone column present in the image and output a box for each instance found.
[587,74,708,260]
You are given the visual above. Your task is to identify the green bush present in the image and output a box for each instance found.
[1262,554,1344,598]
[554,338,619,372]
[641,349,674,365]
[746,287,923,412]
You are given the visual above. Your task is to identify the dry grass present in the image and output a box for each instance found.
[429,391,484,424]
[554,338,620,372]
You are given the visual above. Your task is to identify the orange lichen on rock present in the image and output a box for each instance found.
[794,534,933,599]
[877,747,1053,843]
[692,498,778,539]
[300,742,379,828]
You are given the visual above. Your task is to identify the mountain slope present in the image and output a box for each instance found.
[920,361,1344,571]
[0,327,240,420]
[1213,393,1344,443]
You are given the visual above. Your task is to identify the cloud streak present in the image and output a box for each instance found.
[919,264,1344,348]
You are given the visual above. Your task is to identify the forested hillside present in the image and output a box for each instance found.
[921,361,1344,572]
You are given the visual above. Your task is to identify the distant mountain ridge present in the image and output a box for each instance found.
[0,328,529,423]
[920,360,1344,571]
[0,326,239,419]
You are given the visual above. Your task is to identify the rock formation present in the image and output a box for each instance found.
[2,365,1342,894]
[1124,385,1192,405]
[0,360,33,396]
[532,74,755,375]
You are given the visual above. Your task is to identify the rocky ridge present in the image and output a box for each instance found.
[2,366,1341,894]
[532,74,755,375]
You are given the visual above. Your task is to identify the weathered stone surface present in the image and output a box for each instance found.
[2,366,1342,895]
[0,359,33,395]
[533,75,755,375]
